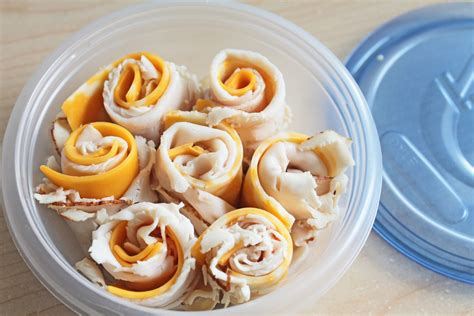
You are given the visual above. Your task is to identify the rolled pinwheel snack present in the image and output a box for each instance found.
[79,202,197,309]
[62,52,200,142]
[194,49,291,155]
[155,111,243,234]
[190,208,293,307]
[40,122,139,199]
[35,122,158,249]
[242,131,354,246]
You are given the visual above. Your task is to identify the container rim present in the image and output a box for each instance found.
[2,0,382,314]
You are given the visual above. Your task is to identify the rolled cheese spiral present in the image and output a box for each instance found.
[88,202,197,308]
[242,131,354,246]
[191,208,292,306]
[62,52,200,142]
[155,111,243,233]
[40,122,138,199]
[195,49,291,152]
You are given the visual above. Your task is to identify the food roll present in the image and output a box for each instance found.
[35,122,157,250]
[190,208,293,307]
[242,131,354,246]
[155,111,243,234]
[79,202,197,309]
[195,49,291,157]
[62,52,200,142]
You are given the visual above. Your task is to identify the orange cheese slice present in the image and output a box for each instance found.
[214,59,275,108]
[107,228,184,299]
[192,208,293,293]
[109,221,163,267]
[63,140,120,165]
[62,52,169,130]
[217,241,244,266]
[40,122,138,199]
[168,143,206,160]
[192,208,292,265]
[194,99,221,111]
[62,69,112,130]
[162,111,244,206]
[219,67,256,97]
[241,133,312,230]
[113,54,169,109]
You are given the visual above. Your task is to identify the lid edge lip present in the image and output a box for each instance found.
[344,2,474,71]
[373,222,474,285]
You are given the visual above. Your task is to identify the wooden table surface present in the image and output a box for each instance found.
[1,1,473,315]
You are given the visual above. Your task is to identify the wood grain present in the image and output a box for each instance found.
[1,0,473,315]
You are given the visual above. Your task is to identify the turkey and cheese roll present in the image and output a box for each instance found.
[78,202,197,309]
[62,52,200,142]
[191,208,292,307]
[40,122,139,199]
[155,111,243,234]
[195,49,291,155]
[35,122,157,249]
[242,131,354,246]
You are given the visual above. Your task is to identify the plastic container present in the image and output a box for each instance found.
[2,1,382,314]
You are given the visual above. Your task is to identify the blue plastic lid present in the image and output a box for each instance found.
[346,3,474,284]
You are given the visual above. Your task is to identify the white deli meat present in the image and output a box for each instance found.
[243,130,354,246]
[103,55,200,142]
[190,209,293,307]
[85,202,198,308]
[155,112,243,234]
[61,125,129,175]
[35,125,158,251]
[197,49,291,155]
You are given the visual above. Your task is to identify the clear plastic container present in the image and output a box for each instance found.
[1,1,382,314]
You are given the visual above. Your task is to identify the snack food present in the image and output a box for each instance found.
[154,111,243,234]
[35,122,157,248]
[242,131,354,246]
[79,202,197,308]
[194,49,291,157]
[40,122,139,199]
[62,52,200,142]
[190,208,292,306]
[33,49,354,311]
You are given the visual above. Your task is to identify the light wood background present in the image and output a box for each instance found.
[1,1,473,315]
